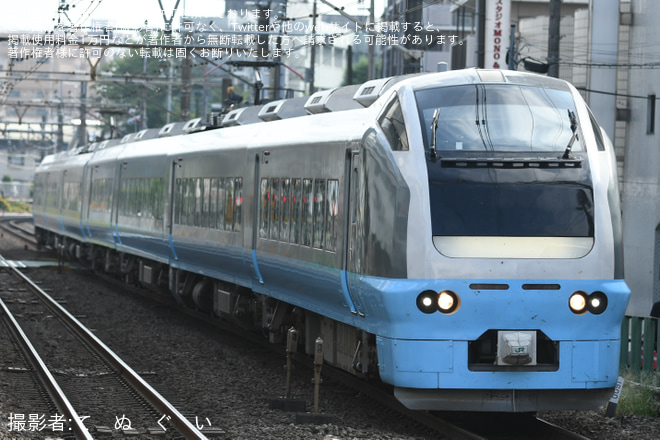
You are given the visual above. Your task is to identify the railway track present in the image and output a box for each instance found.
[0,218,595,440]
[91,268,594,440]
[0,214,37,246]
[0,253,209,439]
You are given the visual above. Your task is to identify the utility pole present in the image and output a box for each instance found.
[141,55,148,129]
[508,24,516,70]
[273,2,287,100]
[346,45,353,85]
[309,0,317,94]
[368,0,375,79]
[548,0,561,78]
[78,81,87,147]
[181,20,193,120]
[57,81,64,153]
[404,0,422,73]
[166,59,173,124]
[477,0,486,68]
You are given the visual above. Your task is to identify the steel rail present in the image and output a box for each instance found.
[0,215,35,243]
[0,292,93,440]
[1,254,208,439]
[93,268,488,440]
[536,417,592,440]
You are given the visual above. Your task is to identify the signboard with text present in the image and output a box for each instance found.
[484,0,510,69]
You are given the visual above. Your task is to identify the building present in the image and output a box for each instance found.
[620,0,660,317]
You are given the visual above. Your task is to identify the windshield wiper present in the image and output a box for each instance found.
[430,108,440,159]
[562,109,579,159]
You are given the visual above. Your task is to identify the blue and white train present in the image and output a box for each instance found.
[33,68,630,412]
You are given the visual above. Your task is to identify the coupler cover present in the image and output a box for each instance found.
[497,331,537,365]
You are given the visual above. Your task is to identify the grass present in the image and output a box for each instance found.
[0,197,31,213]
[615,370,660,417]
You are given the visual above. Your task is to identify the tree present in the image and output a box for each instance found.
[95,42,228,139]
[342,55,381,86]
[2,175,12,183]
[95,52,178,136]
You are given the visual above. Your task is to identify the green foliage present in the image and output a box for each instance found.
[95,48,227,139]
[615,371,660,417]
[96,52,177,135]
[2,174,12,182]
[0,196,31,213]
[342,55,382,86]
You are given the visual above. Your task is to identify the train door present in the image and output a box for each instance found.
[82,164,93,237]
[167,158,180,261]
[56,170,65,232]
[111,162,123,246]
[79,163,89,239]
[40,172,50,229]
[654,224,660,307]
[344,149,365,317]
[251,154,264,285]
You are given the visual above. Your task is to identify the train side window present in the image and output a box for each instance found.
[64,182,80,212]
[586,107,606,152]
[200,177,209,227]
[291,178,302,244]
[313,179,326,249]
[135,179,141,216]
[138,179,145,217]
[127,179,134,215]
[129,179,135,216]
[270,178,281,240]
[153,178,164,220]
[378,96,409,151]
[180,179,187,224]
[234,177,243,232]
[148,179,154,219]
[301,178,313,246]
[188,178,195,226]
[260,178,270,238]
[174,178,182,224]
[209,178,218,229]
[106,178,113,213]
[146,178,151,217]
[193,178,201,226]
[326,179,339,252]
[120,179,126,215]
[281,178,291,242]
[182,178,190,225]
[135,179,140,216]
[132,179,139,216]
[141,179,149,217]
[217,177,226,230]
[62,182,68,211]
[226,177,235,231]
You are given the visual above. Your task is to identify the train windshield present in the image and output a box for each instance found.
[415,84,583,153]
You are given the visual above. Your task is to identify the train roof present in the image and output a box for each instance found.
[36,69,575,172]
[406,68,573,92]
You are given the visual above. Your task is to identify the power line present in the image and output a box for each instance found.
[575,86,660,101]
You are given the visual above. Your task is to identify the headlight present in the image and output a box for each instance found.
[587,291,608,315]
[438,290,460,314]
[416,290,461,314]
[569,291,588,314]
[416,290,438,314]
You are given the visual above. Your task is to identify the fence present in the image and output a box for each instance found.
[0,182,32,200]
[620,316,658,373]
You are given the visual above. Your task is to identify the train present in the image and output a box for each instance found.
[32,68,631,412]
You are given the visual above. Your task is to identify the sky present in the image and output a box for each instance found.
[0,0,381,33]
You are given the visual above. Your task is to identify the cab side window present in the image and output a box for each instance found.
[378,95,409,151]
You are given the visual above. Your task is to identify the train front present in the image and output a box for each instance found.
[376,70,630,412]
